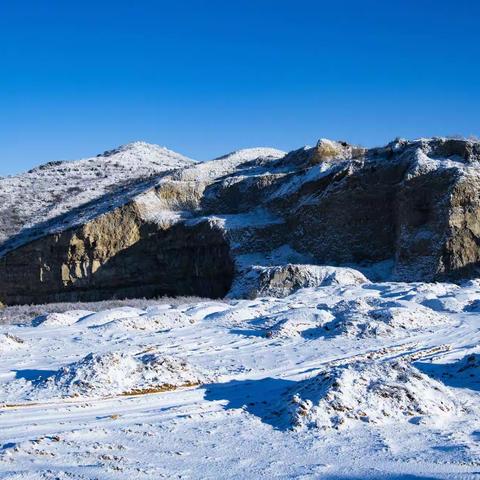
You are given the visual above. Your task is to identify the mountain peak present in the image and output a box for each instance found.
[98,141,195,163]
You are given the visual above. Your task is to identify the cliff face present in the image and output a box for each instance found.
[0,203,234,304]
[1,138,480,305]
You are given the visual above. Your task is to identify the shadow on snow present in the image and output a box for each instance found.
[203,377,295,431]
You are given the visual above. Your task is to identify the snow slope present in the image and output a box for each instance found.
[0,142,195,244]
[1,273,480,478]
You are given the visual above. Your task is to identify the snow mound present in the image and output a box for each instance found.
[265,308,334,339]
[422,296,466,313]
[368,305,448,332]
[418,353,480,391]
[0,333,24,352]
[455,353,480,376]
[323,298,448,338]
[234,264,369,299]
[184,302,230,321]
[32,310,94,327]
[283,360,460,430]
[205,302,273,327]
[36,351,205,398]
[76,307,146,327]
[92,310,194,332]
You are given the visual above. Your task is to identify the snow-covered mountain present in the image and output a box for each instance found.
[2,137,480,306]
[0,141,196,243]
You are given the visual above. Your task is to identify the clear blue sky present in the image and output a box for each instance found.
[1,0,479,175]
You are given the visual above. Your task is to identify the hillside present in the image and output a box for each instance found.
[1,138,480,479]
[0,141,196,244]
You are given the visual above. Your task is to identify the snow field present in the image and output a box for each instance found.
[1,271,480,478]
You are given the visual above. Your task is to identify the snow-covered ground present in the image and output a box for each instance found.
[1,275,480,478]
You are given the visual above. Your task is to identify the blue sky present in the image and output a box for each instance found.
[0,0,479,175]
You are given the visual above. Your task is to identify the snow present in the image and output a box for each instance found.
[32,310,94,327]
[321,297,451,338]
[2,276,480,478]
[264,308,335,339]
[213,147,286,163]
[230,263,369,298]
[185,208,284,231]
[75,306,146,327]
[0,143,288,258]
[0,333,24,352]
[90,310,194,333]
[170,147,286,183]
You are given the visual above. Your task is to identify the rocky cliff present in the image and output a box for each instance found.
[1,137,480,305]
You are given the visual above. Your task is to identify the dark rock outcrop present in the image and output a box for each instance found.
[1,137,480,304]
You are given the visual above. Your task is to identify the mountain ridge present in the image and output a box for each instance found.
[0,142,286,246]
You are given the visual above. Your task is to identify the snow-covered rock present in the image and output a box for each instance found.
[233,264,369,299]
[0,141,195,244]
[4,137,480,306]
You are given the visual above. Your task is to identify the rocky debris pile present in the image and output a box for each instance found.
[33,351,205,398]
[282,359,461,430]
